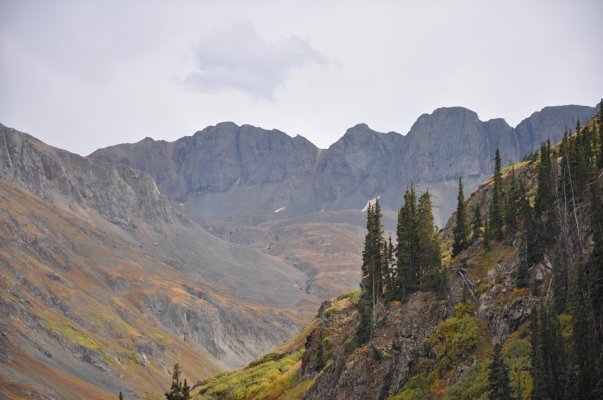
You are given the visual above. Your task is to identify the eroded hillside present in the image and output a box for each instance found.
[0,126,322,398]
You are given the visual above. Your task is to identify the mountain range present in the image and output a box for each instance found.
[91,105,595,225]
[0,102,598,398]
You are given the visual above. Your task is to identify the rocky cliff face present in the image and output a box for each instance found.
[90,105,595,226]
[92,122,320,220]
[0,125,176,228]
[301,293,451,400]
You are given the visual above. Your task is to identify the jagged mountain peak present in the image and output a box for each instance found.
[431,105,479,116]
[408,106,481,137]
[514,103,595,154]
[484,117,512,126]
[192,121,304,142]
[89,103,597,224]
[336,123,395,147]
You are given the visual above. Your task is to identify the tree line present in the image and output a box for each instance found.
[450,102,603,399]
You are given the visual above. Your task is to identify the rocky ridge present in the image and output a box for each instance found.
[91,105,595,225]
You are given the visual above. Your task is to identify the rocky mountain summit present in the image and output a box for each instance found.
[91,105,595,224]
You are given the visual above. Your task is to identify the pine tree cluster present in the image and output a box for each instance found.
[357,188,446,343]
[529,103,603,399]
[165,363,191,400]
[444,103,603,398]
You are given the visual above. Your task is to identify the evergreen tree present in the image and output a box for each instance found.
[504,167,521,235]
[315,332,326,371]
[531,307,546,400]
[551,248,567,314]
[357,203,378,343]
[514,177,533,282]
[165,363,191,400]
[452,177,469,257]
[588,178,603,334]
[516,231,529,289]
[531,304,569,399]
[357,200,386,343]
[356,294,372,344]
[531,140,556,264]
[542,307,565,398]
[559,129,571,199]
[394,187,445,299]
[489,343,512,400]
[489,149,505,241]
[471,206,482,243]
[395,186,419,299]
[417,191,442,289]
[385,236,396,301]
[591,101,603,399]
[570,261,597,399]
[182,380,191,400]
[373,200,385,297]
[483,214,491,249]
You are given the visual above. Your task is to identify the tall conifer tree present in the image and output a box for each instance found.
[588,175,603,334]
[417,191,442,289]
[489,343,512,400]
[396,187,419,299]
[504,167,521,235]
[452,177,469,257]
[471,207,482,243]
[165,363,191,400]
[516,231,529,288]
[570,262,597,399]
[357,204,375,343]
[489,149,504,241]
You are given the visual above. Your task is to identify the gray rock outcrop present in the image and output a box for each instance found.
[91,104,596,225]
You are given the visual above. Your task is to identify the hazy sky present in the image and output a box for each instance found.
[1,0,601,155]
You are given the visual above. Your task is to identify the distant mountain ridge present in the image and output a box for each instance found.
[91,104,596,224]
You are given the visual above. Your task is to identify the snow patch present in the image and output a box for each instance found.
[361,195,381,212]
[274,207,286,213]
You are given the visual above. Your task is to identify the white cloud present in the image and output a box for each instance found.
[180,20,327,100]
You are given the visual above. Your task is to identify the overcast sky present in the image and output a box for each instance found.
[1,0,601,156]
